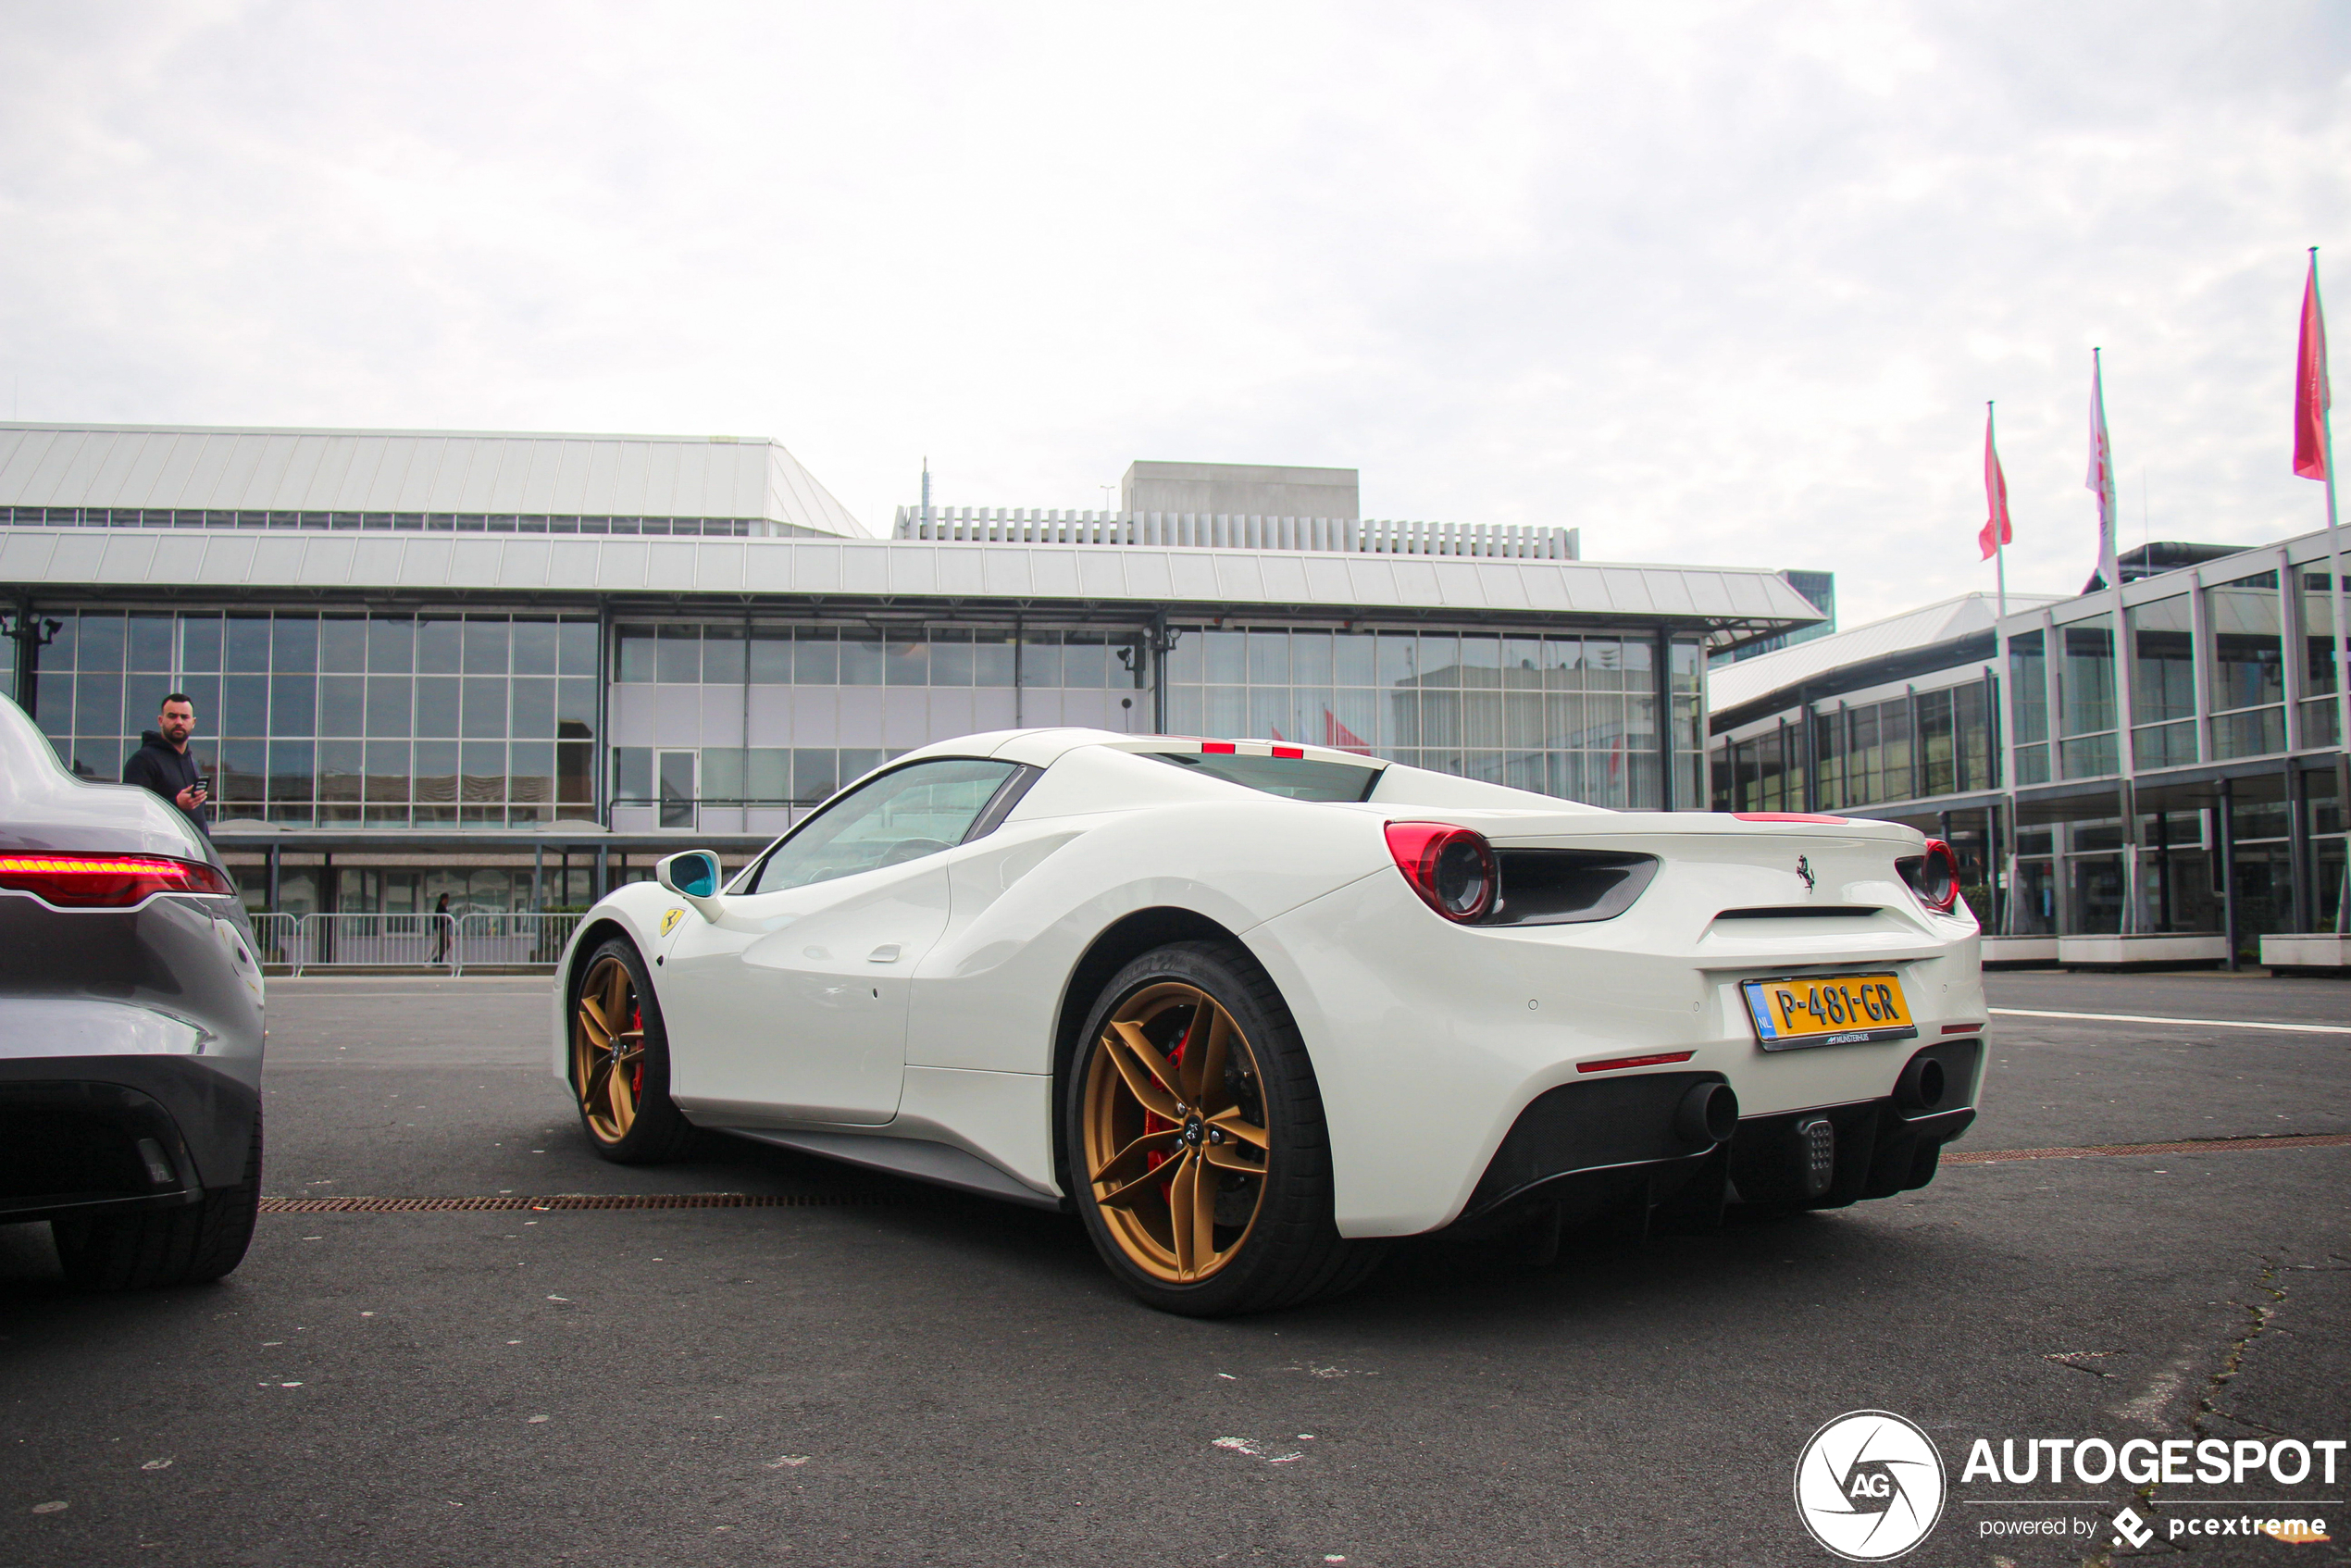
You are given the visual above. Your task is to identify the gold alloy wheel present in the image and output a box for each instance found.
[573,953,645,1143]
[1082,981,1270,1283]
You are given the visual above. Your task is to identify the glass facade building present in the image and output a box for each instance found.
[1710,529,2349,961]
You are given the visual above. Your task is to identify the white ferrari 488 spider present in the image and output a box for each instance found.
[552,728,1984,1315]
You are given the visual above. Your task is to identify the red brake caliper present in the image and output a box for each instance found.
[629,1002,645,1097]
[1140,1010,1189,1188]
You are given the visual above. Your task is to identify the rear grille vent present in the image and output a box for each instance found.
[1486,850,1660,927]
[1713,905,1879,921]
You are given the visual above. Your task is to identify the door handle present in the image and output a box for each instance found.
[866,944,902,964]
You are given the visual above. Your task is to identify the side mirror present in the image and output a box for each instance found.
[655,851,724,919]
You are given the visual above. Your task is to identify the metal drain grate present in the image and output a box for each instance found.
[1947,1131,2351,1165]
[260,1192,902,1213]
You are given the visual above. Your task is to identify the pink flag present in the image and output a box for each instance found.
[1979,408,2013,561]
[2296,253,2332,481]
[2086,351,2119,587]
[1322,708,1370,755]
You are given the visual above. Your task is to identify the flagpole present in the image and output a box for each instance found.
[1990,401,2008,618]
[2317,250,2349,933]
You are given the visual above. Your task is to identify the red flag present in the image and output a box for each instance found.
[1979,407,2013,561]
[1322,708,1370,755]
[2295,253,2332,481]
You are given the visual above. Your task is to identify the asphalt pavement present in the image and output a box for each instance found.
[2,971,2346,1568]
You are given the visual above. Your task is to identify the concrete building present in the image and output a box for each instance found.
[1,423,1820,918]
[1708,532,2349,967]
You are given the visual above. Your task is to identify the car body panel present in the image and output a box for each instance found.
[553,728,1984,1238]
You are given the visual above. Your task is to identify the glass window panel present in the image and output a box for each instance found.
[2058,619,2117,736]
[365,676,411,737]
[41,615,78,670]
[180,616,222,673]
[703,747,745,801]
[315,617,363,673]
[267,740,314,802]
[462,677,506,738]
[840,747,888,785]
[509,677,555,740]
[510,619,557,676]
[1502,638,1542,678]
[2059,733,2119,778]
[1166,628,1206,684]
[128,615,174,672]
[509,741,554,805]
[2008,629,2047,744]
[415,677,460,737]
[616,625,656,683]
[747,748,790,803]
[1622,638,1654,676]
[33,673,70,743]
[791,749,838,803]
[2298,568,2337,696]
[1167,686,1204,736]
[218,737,266,803]
[2213,705,2285,760]
[73,672,122,738]
[703,625,747,684]
[366,616,414,675]
[558,619,598,677]
[317,740,363,803]
[1204,686,1247,737]
[971,631,1014,688]
[554,678,595,739]
[2207,571,2284,712]
[885,637,928,686]
[653,624,698,683]
[1061,636,1107,690]
[1334,632,1375,688]
[1584,639,1626,691]
[466,619,512,677]
[312,676,358,735]
[556,741,593,807]
[77,615,125,672]
[276,673,321,735]
[1247,629,1288,688]
[928,630,974,687]
[749,628,793,684]
[1458,635,1502,686]
[1016,635,1059,688]
[364,741,410,802]
[460,742,504,803]
[1416,634,1460,687]
[222,674,270,736]
[794,629,839,685]
[125,676,175,729]
[2127,596,2195,723]
[415,740,459,804]
[1203,629,1246,686]
[839,631,885,686]
[1249,689,1289,740]
[222,616,270,677]
[172,675,222,729]
[417,618,463,675]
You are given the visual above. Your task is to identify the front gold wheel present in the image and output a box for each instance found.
[573,952,645,1144]
[1080,981,1270,1284]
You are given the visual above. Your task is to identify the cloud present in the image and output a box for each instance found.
[0,0,2343,622]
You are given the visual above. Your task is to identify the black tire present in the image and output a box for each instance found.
[1064,940,1382,1317]
[567,936,699,1164]
[55,1109,262,1290]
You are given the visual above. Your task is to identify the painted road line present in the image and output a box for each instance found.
[1989,1006,2351,1036]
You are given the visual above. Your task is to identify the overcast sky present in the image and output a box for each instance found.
[2,2,2345,624]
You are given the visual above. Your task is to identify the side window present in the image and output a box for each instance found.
[749,759,1020,893]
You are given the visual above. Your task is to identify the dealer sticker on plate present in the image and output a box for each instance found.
[1741,974,1918,1051]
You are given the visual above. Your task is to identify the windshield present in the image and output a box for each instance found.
[1145,752,1382,803]
[750,758,1020,891]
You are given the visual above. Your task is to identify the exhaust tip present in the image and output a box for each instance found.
[1896,1055,1947,1113]
[1674,1081,1738,1146]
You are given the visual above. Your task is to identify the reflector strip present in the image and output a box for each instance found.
[1271,745,1303,758]
[1200,741,1237,753]
[1575,1050,1696,1074]
[1941,1023,1984,1035]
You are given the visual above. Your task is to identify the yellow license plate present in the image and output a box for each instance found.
[1741,974,1917,1051]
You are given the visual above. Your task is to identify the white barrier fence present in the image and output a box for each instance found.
[261,912,584,976]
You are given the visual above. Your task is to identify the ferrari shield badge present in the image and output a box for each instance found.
[661,907,685,936]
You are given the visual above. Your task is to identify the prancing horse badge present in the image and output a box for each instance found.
[1795,855,1816,893]
[661,908,685,936]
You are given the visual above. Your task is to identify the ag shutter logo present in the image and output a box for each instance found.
[1795,1411,1947,1562]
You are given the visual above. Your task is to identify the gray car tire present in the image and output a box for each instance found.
[53,1110,263,1290]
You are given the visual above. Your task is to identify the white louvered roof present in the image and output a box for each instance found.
[1708,590,2069,713]
[0,527,1825,641]
[0,423,867,537]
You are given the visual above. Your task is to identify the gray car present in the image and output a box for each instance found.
[0,692,266,1288]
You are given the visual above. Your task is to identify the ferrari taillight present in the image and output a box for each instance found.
[0,853,235,908]
[1897,840,1962,915]
[1384,822,1497,923]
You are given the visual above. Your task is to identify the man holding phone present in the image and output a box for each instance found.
[123,692,211,838]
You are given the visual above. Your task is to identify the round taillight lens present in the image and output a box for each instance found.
[1383,822,1497,923]
[1904,839,1961,915]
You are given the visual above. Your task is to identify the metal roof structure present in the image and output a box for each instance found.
[1709,589,2068,717]
[0,423,866,538]
[893,507,1579,560]
[0,526,1825,642]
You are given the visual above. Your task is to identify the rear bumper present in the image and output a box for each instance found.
[1448,1039,1983,1234]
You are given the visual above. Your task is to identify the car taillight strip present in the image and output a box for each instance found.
[0,852,232,905]
[1577,1051,1697,1074]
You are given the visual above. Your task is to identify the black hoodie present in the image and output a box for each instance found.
[122,729,210,837]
